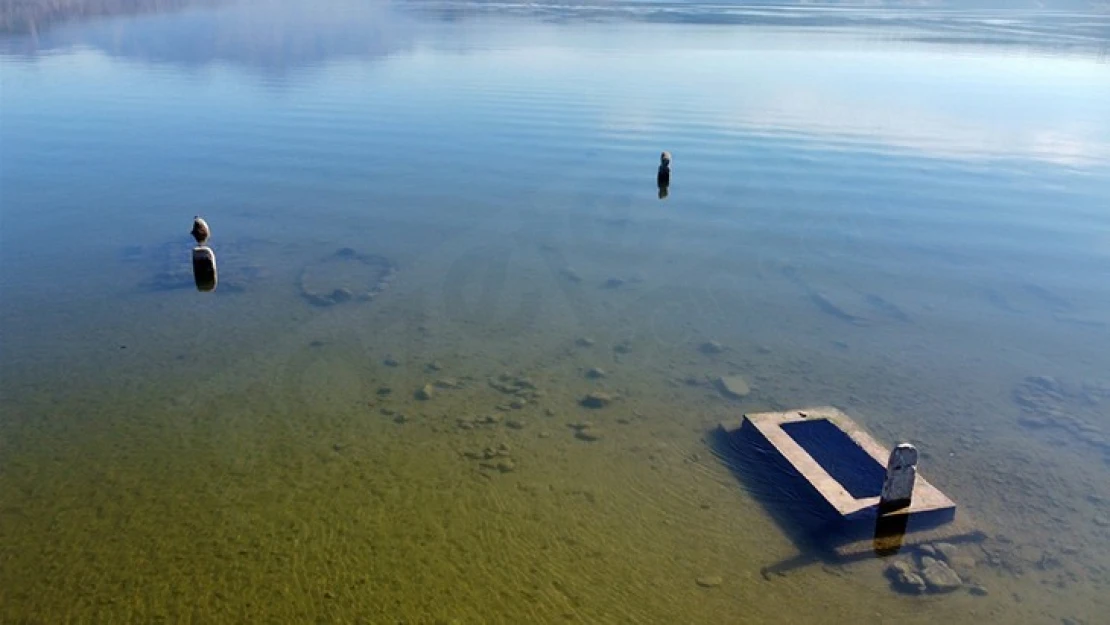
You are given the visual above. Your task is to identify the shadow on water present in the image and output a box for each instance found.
[707,420,985,579]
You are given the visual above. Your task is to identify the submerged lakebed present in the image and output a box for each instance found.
[2,1,1109,623]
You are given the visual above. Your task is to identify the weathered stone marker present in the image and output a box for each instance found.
[879,443,918,513]
[190,216,217,292]
[657,151,671,198]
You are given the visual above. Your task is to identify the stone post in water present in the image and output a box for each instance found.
[657,151,671,198]
[190,216,218,292]
[879,443,918,513]
[191,216,210,245]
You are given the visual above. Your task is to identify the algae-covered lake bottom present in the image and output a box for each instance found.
[2,2,1110,623]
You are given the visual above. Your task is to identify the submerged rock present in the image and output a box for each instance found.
[489,374,538,397]
[967,583,989,596]
[561,267,583,283]
[581,392,615,408]
[885,560,926,595]
[603,277,626,289]
[919,556,962,593]
[585,367,607,379]
[480,457,516,473]
[699,341,726,355]
[414,384,435,401]
[695,575,722,588]
[716,375,751,398]
[933,542,964,567]
[574,428,602,442]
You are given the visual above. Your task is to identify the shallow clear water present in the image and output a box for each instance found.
[2,1,1110,623]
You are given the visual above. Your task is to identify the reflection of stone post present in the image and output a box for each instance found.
[193,246,218,292]
[879,443,917,513]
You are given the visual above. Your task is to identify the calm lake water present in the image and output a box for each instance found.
[2,1,1110,623]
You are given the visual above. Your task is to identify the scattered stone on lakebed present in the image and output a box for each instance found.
[716,375,751,398]
[580,392,616,408]
[885,560,927,594]
[699,341,726,354]
[414,384,435,401]
[568,421,601,441]
[603,277,626,289]
[466,443,515,473]
[933,542,962,565]
[489,374,540,401]
[561,267,583,283]
[695,576,723,588]
[885,549,967,595]
[585,367,607,379]
[574,428,603,442]
[919,557,963,593]
[480,457,516,473]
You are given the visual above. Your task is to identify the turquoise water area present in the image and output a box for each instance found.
[2,2,1109,623]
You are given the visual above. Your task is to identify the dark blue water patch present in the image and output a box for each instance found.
[780,418,886,499]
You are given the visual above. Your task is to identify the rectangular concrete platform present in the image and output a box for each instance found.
[721,407,956,523]
[718,407,982,564]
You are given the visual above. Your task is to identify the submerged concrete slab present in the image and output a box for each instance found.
[720,407,956,525]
